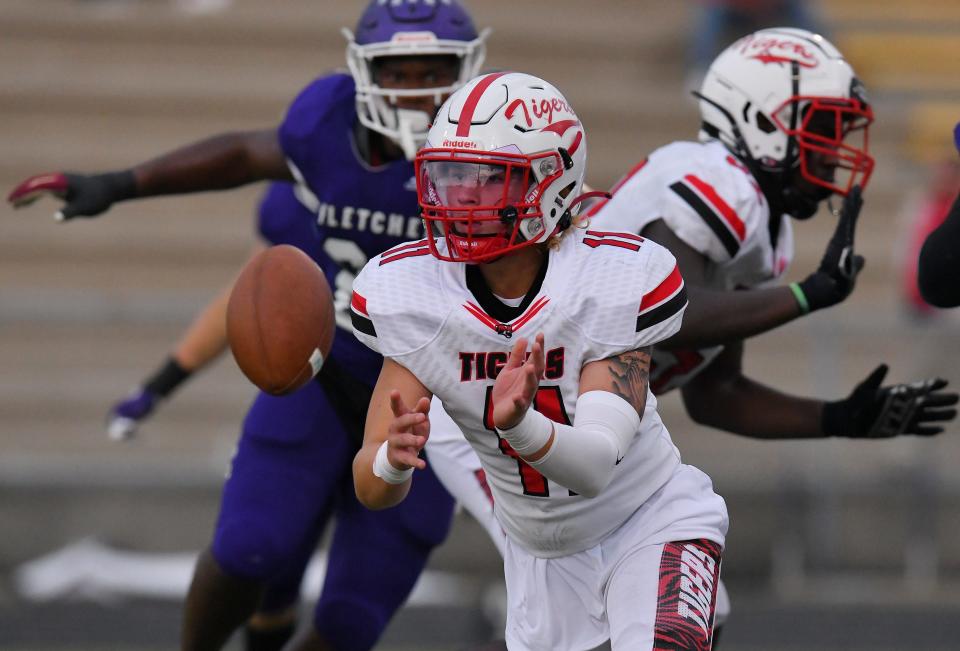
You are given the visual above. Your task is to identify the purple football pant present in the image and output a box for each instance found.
[212,378,455,651]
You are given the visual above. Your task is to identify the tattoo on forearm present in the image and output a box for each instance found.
[607,349,651,412]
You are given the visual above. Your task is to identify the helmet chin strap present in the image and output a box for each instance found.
[498,205,533,246]
[692,91,751,162]
[779,183,820,220]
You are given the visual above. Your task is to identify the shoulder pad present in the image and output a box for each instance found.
[557,231,686,361]
[351,239,449,357]
[599,141,768,265]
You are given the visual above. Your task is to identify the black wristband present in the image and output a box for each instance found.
[143,356,192,398]
[820,400,846,437]
[103,169,139,201]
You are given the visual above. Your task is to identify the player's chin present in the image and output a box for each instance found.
[451,220,504,236]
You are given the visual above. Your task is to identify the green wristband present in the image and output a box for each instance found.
[789,282,811,314]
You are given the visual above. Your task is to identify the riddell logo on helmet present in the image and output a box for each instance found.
[442,139,480,149]
[736,34,819,68]
[391,31,437,43]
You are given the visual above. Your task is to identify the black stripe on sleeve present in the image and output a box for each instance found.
[636,286,688,333]
[669,181,740,258]
[350,310,377,337]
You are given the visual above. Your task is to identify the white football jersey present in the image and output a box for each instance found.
[594,139,795,393]
[352,229,686,557]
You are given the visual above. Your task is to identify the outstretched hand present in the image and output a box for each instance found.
[7,171,136,221]
[823,184,864,279]
[823,364,959,438]
[795,185,866,313]
[385,390,431,471]
[106,387,160,442]
[491,333,545,430]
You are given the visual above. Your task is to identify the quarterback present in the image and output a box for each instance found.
[352,72,728,651]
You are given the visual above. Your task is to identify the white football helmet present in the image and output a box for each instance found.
[415,72,587,262]
[344,0,490,160]
[697,27,873,214]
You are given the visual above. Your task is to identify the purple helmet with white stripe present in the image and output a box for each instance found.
[344,0,489,159]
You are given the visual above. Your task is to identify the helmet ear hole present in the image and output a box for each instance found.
[756,113,777,134]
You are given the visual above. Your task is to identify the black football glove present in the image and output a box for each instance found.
[822,364,959,438]
[7,170,137,221]
[792,185,865,313]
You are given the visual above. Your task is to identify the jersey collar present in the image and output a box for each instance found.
[464,253,549,324]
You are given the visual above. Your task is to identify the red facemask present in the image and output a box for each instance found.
[415,148,560,263]
[772,96,874,196]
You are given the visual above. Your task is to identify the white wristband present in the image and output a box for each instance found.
[495,407,554,458]
[372,440,414,485]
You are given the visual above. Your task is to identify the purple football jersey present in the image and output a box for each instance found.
[274,73,423,386]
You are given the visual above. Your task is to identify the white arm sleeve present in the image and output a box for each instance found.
[527,390,642,498]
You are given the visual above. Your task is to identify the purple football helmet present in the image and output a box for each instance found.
[344,0,489,159]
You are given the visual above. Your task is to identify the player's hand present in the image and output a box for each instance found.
[794,185,865,313]
[7,170,136,221]
[106,387,161,441]
[492,333,546,430]
[385,391,431,471]
[822,364,958,438]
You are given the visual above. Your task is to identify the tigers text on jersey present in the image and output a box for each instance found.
[352,229,687,557]
[594,139,795,394]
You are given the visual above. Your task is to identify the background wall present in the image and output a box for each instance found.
[1,1,959,649]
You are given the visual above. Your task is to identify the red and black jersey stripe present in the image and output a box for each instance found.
[636,264,687,332]
[669,174,745,258]
[350,291,376,337]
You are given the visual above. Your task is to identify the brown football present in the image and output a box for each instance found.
[226,245,336,396]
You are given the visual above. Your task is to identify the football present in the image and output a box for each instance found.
[226,245,336,396]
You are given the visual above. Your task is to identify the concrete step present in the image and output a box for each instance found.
[840,32,960,93]
[2,0,691,57]
[905,101,960,162]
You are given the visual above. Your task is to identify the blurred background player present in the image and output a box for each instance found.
[587,26,958,640]
[593,27,955,440]
[917,122,960,309]
[7,2,491,650]
[352,71,728,651]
